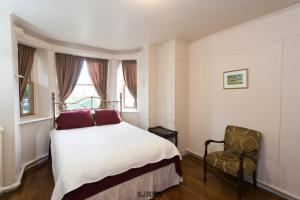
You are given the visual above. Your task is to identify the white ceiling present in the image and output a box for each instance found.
[1,0,300,50]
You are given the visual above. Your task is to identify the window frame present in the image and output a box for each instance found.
[20,80,35,117]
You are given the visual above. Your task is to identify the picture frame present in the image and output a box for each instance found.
[223,69,248,89]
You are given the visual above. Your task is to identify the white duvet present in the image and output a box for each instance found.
[50,122,181,200]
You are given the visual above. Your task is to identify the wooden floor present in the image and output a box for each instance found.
[1,154,284,200]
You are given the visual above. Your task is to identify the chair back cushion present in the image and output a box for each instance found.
[224,125,262,161]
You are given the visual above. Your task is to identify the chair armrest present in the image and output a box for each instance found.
[204,140,225,146]
[204,140,225,159]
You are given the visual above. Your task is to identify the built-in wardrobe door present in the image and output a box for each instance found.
[279,36,300,198]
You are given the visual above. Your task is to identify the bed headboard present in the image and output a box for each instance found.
[51,92,122,127]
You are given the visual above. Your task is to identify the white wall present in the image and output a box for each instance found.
[188,5,300,199]
[279,36,300,197]
[20,120,52,165]
[34,49,52,117]
[122,112,139,127]
[107,59,119,101]
[0,11,20,185]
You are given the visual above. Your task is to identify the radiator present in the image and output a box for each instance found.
[0,126,3,187]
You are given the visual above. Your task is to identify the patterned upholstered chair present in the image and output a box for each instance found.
[203,125,262,199]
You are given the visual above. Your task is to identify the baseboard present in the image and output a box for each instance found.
[256,181,298,200]
[180,149,189,156]
[185,149,299,200]
[0,154,49,194]
[185,148,204,159]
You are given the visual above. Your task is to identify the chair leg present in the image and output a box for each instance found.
[253,171,257,189]
[238,171,243,200]
[203,156,207,182]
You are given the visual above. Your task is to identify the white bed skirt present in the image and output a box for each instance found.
[87,163,182,200]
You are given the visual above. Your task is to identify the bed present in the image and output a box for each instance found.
[50,93,183,200]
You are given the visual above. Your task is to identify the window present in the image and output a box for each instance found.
[65,61,100,110]
[20,81,34,116]
[117,63,136,110]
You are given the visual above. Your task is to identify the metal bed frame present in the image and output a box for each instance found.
[51,92,122,127]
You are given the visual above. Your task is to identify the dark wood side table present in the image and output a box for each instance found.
[148,126,178,147]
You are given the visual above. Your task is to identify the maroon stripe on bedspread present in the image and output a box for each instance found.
[62,156,182,200]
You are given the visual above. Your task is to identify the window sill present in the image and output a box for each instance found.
[122,109,138,113]
[20,116,53,125]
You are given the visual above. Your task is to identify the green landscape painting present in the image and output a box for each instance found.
[227,74,243,85]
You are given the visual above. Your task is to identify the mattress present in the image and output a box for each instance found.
[50,122,182,200]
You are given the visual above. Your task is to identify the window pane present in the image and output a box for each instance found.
[66,85,100,110]
[124,86,135,108]
[22,98,31,114]
[65,62,100,110]
[77,61,93,84]
[21,82,33,115]
[85,85,96,97]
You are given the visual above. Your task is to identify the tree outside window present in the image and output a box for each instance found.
[20,81,34,116]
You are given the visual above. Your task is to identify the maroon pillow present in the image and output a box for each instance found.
[56,110,94,130]
[95,109,121,126]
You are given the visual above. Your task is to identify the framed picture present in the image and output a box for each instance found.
[223,69,248,89]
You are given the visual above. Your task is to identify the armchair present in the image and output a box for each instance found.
[203,125,262,200]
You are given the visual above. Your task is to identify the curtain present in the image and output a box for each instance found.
[122,60,137,106]
[86,58,108,108]
[56,53,84,110]
[18,44,36,101]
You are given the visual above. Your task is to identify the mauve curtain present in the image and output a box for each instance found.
[18,44,36,101]
[122,60,137,106]
[56,53,84,110]
[86,58,108,108]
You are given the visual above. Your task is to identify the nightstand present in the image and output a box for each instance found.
[148,126,178,147]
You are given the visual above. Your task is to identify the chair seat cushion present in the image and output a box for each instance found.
[206,151,256,177]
